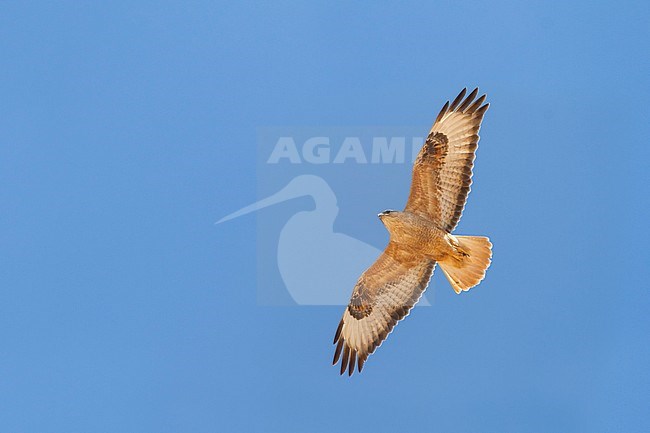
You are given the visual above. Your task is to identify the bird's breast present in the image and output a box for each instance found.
[389,219,455,260]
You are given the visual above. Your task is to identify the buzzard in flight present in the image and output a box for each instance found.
[333,88,492,376]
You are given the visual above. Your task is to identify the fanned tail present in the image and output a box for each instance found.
[439,236,492,294]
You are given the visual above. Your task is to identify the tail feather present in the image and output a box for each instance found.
[439,236,492,294]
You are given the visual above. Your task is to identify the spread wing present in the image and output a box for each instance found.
[332,242,435,375]
[405,88,489,232]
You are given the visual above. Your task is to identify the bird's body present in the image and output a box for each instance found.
[333,88,493,375]
[380,210,459,260]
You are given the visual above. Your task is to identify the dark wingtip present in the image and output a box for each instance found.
[466,94,487,114]
[476,102,490,117]
[458,87,479,112]
[348,349,357,376]
[435,100,450,124]
[358,354,366,373]
[332,338,344,365]
[333,319,343,344]
[340,345,350,375]
[449,88,467,111]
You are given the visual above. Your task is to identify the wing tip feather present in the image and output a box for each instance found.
[458,87,479,112]
[466,94,487,114]
[435,100,450,124]
[333,319,343,344]
[348,349,357,376]
[476,102,490,117]
[448,87,467,111]
[332,338,344,365]
[339,344,350,375]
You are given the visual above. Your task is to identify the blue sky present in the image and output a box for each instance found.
[1,1,649,432]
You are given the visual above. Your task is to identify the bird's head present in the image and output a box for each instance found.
[378,209,401,229]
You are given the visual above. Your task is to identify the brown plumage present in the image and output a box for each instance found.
[333,88,493,376]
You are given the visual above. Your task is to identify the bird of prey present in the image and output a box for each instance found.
[333,88,492,376]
